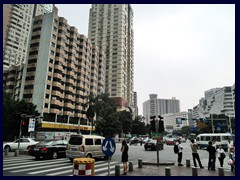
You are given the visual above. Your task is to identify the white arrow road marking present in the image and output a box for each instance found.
[102,141,108,151]
[109,141,115,152]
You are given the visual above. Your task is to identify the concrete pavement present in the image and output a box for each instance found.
[124,161,235,176]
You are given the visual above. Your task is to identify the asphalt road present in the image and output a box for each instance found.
[3,140,232,176]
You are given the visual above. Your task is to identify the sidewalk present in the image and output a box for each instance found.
[125,162,235,176]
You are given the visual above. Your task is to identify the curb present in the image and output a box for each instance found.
[143,161,175,166]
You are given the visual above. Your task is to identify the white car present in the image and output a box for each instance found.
[3,138,38,152]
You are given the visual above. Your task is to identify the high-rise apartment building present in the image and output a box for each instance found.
[88,4,134,110]
[4,12,106,133]
[3,4,54,70]
[143,94,180,124]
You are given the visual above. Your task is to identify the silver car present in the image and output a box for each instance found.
[3,138,38,152]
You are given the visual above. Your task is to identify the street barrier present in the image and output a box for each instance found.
[192,167,198,176]
[138,159,142,168]
[115,165,120,176]
[72,158,95,176]
[218,167,225,176]
[186,159,190,167]
[129,161,133,171]
[165,167,171,176]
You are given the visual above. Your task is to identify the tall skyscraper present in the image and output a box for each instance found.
[88,4,134,110]
[3,4,54,70]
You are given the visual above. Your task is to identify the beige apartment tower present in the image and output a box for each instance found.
[4,12,106,132]
[88,4,134,109]
[3,4,54,70]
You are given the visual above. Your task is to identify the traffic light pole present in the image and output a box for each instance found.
[17,119,23,154]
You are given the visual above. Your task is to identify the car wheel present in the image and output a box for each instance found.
[52,151,58,159]
[86,154,92,158]
[69,158,73,162]
[4,145,11,152]
[145,147,147,151]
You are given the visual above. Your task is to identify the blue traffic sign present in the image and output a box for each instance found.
[102,138,116,156]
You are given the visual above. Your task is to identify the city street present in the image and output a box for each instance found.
[3,140,232,176]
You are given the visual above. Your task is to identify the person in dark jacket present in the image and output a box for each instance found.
[207,141,216,170]
[121,140,129,175]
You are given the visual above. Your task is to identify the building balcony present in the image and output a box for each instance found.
[52,81,62,87]
[23,89,34,94]
[50,108,61,114]
[65,94,74,101]
[51,99,62,106]
[64,102,74,109]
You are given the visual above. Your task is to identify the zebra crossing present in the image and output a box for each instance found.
[3,156,125,176]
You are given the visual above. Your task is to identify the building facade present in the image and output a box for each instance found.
[3,4,54,70]
[88,4,134,110]
[143,94,180,124]
[162,112,188,133]
[192,85,235,119]
[4,12,106,133]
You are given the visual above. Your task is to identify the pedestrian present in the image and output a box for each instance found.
[177,138,183,166]
[227,138,234,153]
[228,147,235,172]
[121,140,129,175]
[216,145,226,167]
[207,141,216,170]
[190,139,204,168]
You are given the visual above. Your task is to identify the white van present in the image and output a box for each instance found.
[66,134,106,161]
[196,133,232,151]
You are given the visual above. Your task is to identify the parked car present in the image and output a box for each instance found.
[129,137,139,145]
[28,140,68,159]
[144,139,164,150]
[3,138,38,152]
[166,138,175,145]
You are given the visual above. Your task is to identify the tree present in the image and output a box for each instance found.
[131,116,147,135]
[95,108,121,137]
[3,91,40,141]
[118,110,133,135]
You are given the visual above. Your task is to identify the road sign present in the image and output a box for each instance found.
[28,118,35,132]
[102,138,116,157]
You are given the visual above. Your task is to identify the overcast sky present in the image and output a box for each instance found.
[56,4,235,115]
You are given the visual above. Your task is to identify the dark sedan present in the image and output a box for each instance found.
[28,140,68,159]
[144,139,164,150]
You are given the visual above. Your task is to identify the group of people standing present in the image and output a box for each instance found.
[120,138,235,176]
[175,138,235,172]
[206,139,235,172]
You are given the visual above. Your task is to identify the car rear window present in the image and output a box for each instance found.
[69,136,82,145]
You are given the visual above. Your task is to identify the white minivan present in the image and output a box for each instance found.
[66,134,106,161]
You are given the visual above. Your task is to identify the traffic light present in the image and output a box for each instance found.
[150,116,156,132]
[150,120,156,132]
[158,120,164,133]
[21,114,27,130]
